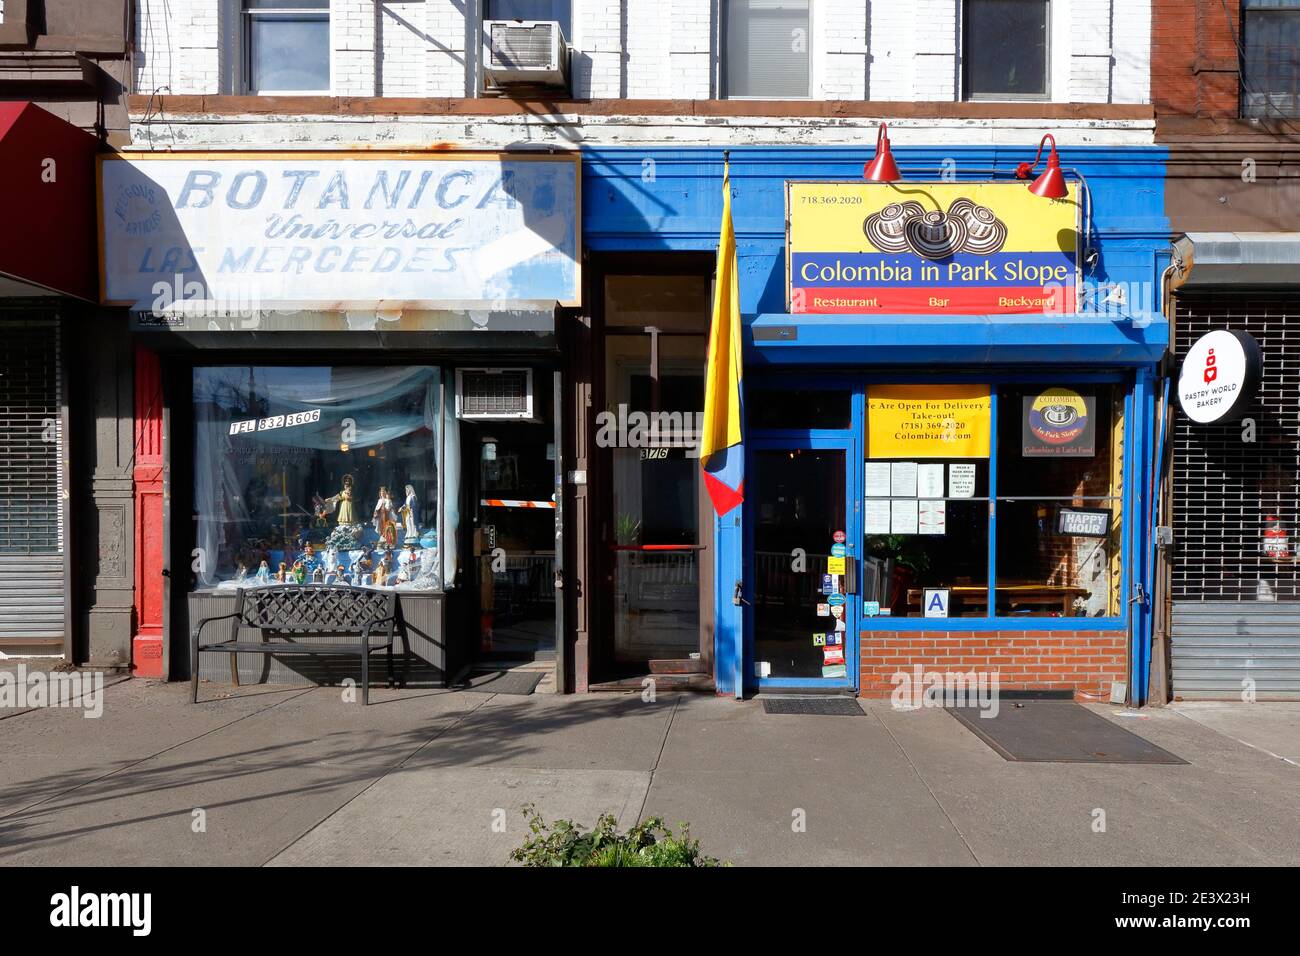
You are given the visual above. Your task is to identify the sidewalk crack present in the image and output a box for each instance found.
[868,705,983,866]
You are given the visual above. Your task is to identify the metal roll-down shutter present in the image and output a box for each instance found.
[0,320,65,647]
[1171,293,1300,699]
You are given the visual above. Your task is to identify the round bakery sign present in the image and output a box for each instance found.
[1177,330,1262,424]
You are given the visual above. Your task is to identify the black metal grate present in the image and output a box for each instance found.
[1172,293,1300,600]
[0,322,61,555]
[459,368,531,417]
[762,697,863,716]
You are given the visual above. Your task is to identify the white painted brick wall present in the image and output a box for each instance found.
[867,0,914,101]
[818,0,870,100]
[1069,0,1112,102]
[131,0,1149,105]
[626,0,671,98]
[670,0,713,99]
[573,0,623,98]
[136,0,219,96]
[379,0,428,97]
[333,0,376,96]
[1110,0,1151,104]
[426,0,471,97]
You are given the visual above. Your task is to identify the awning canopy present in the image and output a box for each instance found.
[747,312,1168,365]
[1173,232,1300,287]
[0,102,98,302]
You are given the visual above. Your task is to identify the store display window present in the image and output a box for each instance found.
[192,365,459,591]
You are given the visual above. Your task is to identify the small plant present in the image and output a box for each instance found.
[614,513,642,546]
[509,806,725,867]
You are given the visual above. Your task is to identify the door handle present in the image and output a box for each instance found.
[733,581,749,606]
[554,569,564,590]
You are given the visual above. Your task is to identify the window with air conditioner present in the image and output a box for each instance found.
[481,0,573,92]
[238,0,331,94]
[723,0,812,99]
[1242,0,1300,118]
[963,0,1050,100]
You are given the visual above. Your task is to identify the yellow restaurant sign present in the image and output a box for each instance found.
[787,181,1079,315]
[867,385,991,459]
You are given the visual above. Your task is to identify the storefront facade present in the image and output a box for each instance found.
[581,144,1171,703]
[105,151,579,686]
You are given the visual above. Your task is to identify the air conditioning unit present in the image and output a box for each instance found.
[482,19,570,91]
[456,368,537,421]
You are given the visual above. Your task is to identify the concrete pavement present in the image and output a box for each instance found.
[0,679,1296,866]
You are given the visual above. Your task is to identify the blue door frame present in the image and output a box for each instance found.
[745,414,862,692]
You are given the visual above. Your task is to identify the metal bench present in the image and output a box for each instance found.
[190,585,406,705]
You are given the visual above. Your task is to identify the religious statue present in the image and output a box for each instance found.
[373,486,398,548]
[400,484,420,544]
[372,554,389,587]
[325,474,357,526]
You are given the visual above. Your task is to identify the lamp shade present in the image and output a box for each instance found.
[863,124,900,182]
[1029,148,1068,199]
[1017,133,1069,200]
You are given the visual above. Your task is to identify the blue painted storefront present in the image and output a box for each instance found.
[582,145,1172,703]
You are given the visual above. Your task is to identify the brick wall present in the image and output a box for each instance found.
[379,0,427,97]
[859,630,1128,700]
[1151,0,1239,118]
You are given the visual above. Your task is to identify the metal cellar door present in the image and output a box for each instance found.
[0,320,66,653]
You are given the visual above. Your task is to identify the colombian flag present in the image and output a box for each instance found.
[701,161,744,516]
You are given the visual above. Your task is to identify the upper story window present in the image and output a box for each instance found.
[963,0,1049,100]
[723,0,811,99]
[485,0,573,38]
[1242,0,1300,118]
[242,0,330,94]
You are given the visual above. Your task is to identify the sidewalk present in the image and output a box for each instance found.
[0,679,1296,866]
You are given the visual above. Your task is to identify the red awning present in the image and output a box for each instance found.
[0,101,98,301]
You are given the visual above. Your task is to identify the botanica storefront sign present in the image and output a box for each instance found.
[99,152,580,308]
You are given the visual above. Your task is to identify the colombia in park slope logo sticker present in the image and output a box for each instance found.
[1028,388,1088,446]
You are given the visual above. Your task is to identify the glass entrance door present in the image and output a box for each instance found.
[747,440,857,689]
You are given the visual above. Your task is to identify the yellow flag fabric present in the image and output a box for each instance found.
[700,162,744,515]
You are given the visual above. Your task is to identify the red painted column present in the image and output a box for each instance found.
[132,346,165,677]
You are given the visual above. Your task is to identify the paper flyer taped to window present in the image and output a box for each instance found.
[948,463,976,498]
[919,499,946,535]
[865,498,891,534]
[890,498,919,535]
[890,461,918,497]
[917,463,944,499]
[865,462,891,497]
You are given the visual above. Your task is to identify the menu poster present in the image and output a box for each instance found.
[890,461,918,497]
[865,462,891,497]
[917,463,944,499]
[865,498,891,534]
[890,498,919,535]
[919,499,946,535]
[948,463,976,498]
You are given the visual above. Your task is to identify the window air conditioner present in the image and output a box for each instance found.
[456,368,537,421]
[482,19,571,91]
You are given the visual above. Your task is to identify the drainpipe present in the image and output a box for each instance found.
[1147,241,1193,706]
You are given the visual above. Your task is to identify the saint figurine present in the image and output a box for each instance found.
[372,554,389,586]
[256,560,271,584]
[373,486,398,548]
[327,474,357,526]
[401,484,420,544]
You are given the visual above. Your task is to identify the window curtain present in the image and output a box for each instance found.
[193,366,446,589]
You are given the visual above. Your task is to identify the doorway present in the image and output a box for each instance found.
[746,439,859,691]
[588,263,716,685]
